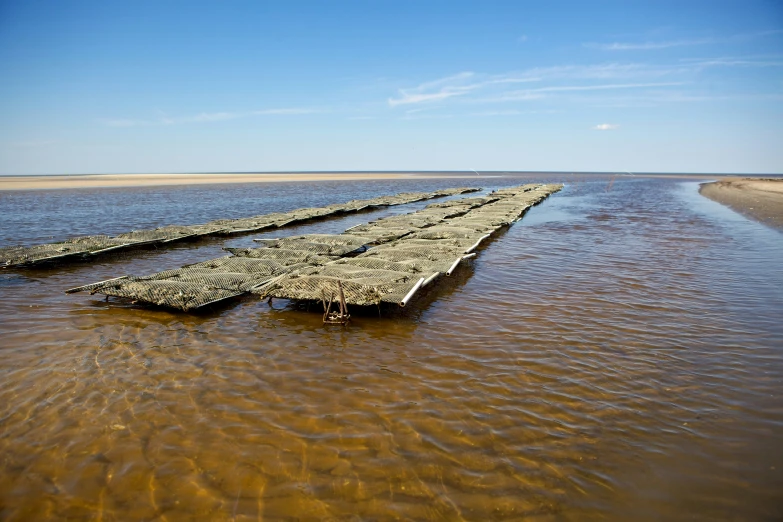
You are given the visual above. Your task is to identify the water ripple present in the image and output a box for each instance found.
[1,176,782,520]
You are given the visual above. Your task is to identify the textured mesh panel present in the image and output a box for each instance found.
[408,227,493,240]
[1,236,131,267]
[257,234,372,256]
[183,257,289,275]
[98,280,243,310]
[224,247,332,265]
[3,186,477,268]
[259,274,425,306]
[69,184,563,311]
[115,226,204,242]
[262,184,564,307]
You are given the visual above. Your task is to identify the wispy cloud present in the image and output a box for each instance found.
[102,108,324,127]
[585,29,783,51]
[388,72,478,106]
[386,53,778,112]
[593,123,619,130]
[389,63,696,108]
[388,72,541,106]
[474,81,686,103]
[534,81,685,92]
[681,57,783,68]
[586,91,783,108]
[586,38,714,51]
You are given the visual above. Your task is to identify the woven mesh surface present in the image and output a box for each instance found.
[115,226,205,243]
[68,184,563,311]
[256,234,372,256]
[262,184,564,307]
[132,269,270,291]
[3,186,477,268]
[261,274,426,306]
[1,236,131,267]
[183,256,290,275]
[224,247,332,265]
[98,280,243,310]
[408,226,493,240]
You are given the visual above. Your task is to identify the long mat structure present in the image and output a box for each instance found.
[259,184,563,307]
[67,184,562,312]
[1,187,479,269]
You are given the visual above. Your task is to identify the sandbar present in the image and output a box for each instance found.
[700,177,783,230]
[0,172,476,191]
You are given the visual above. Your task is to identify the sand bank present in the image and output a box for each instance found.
[0,172,475,191]
[700,178,783,230]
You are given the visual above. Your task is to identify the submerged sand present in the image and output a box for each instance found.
[700,177,783,230]
[0,172,480,191]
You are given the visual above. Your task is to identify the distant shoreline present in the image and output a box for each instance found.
[1,171,774,191]
[700,177,783,230]
[0,172,478,191]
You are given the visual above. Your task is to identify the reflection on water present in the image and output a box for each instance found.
[1,176,782,520]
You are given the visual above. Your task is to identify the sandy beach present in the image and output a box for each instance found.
[700,177,783,230]
[0,172,733,191]
[0,172,479,191]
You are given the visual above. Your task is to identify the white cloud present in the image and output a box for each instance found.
[682,57,783,68]
[474,81,685,103]
[387,72,477,106]
[586,38,714,51]
[387,72,543,106]
[593,123,619,130]
[388,63,695,108]
[535,81,685,92]
[586,29,783,51]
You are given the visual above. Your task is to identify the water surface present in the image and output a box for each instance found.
[1,175,781,520]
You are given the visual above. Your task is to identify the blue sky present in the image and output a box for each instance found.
[0,0,781,174]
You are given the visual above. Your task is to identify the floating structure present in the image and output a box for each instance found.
[67,184,562,312]
[259,184,563,307]
[1,187,479,269]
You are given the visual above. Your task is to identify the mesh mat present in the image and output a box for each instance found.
[94,281,244,311]
[224,247,332,265]
[3,186,479,268]
[261,274,426,306]
[115,226,206,243]
[1,236,133,267]
[261,184,564,307]
[254,234,373,256]
[68,184,562,311]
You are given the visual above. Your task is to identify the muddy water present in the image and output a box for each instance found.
[1,175,781,521]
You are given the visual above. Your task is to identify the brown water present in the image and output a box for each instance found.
[1,175,782,521]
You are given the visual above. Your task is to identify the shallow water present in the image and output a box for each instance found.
[1,175,781,521]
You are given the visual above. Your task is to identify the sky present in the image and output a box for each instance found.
[0,0,781,174]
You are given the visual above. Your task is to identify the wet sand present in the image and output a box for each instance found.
[0,172,481,191]
[700,177,783,230]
